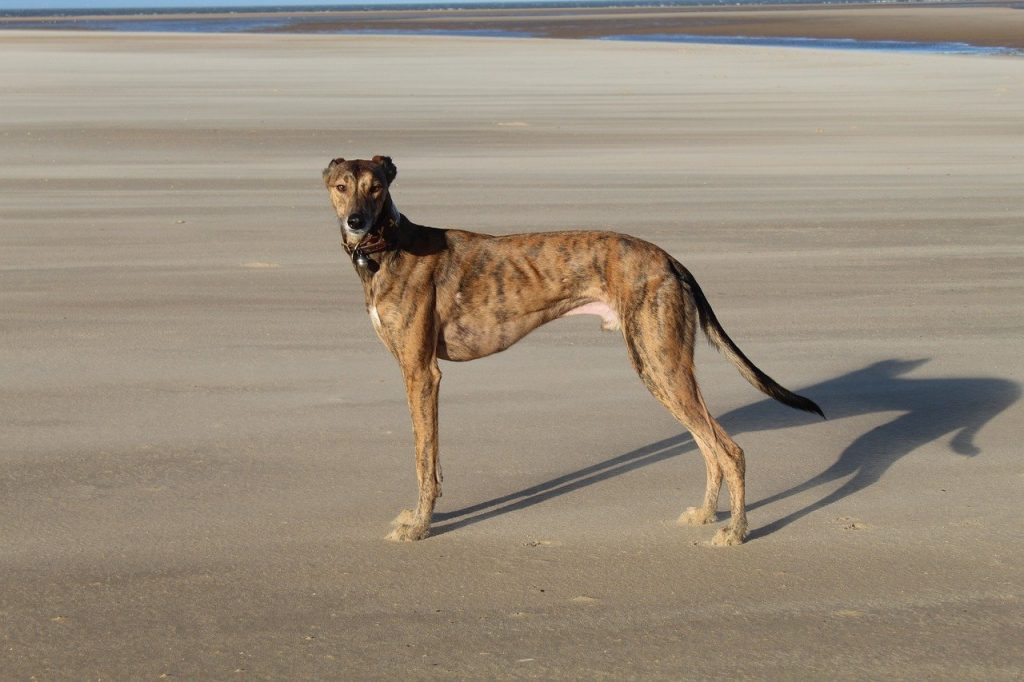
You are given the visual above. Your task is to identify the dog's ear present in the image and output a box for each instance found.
[372,155,397,185]
[323,156,345,183]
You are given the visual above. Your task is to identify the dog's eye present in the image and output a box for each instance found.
[370,185,383,194]
[335,184,347,192]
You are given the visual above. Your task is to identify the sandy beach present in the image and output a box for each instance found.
[1,27,1022,679]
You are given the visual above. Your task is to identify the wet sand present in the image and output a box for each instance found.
[274,4,1024,49]
[3,3,1024,49]
[1,30,1022,679]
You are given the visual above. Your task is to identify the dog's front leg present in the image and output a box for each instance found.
[386,356,442,542]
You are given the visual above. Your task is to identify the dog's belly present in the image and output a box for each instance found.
[561,300,621,331]
[436,299,619,362]
[437,312,548,362]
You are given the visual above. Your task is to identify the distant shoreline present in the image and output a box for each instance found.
[3,2,1024,52]
[3,0,1014,16]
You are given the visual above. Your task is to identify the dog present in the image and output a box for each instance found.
[323,155,823,546]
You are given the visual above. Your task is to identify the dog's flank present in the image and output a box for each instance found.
[324,156,823,545]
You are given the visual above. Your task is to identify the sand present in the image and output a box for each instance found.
[1,29,1022,679]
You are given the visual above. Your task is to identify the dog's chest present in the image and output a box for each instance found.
[366,303,392,348]
[369,304,383,332]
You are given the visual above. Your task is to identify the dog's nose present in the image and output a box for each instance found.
[347,215,365,231]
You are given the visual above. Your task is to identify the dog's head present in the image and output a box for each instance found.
[322,155,398,248]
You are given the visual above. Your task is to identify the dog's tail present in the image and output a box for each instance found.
[670,258,825,418]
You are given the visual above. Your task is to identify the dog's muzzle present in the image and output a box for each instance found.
[346,214,368,232]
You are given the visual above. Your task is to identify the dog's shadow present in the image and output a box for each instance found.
[431,359,1019,539]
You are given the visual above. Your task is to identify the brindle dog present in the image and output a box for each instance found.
[324,155,823,546]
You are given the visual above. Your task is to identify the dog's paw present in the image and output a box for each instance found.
[386,521,430,542]
[677,506,716,526]
[386,509,429,542]
[710,525,747,547]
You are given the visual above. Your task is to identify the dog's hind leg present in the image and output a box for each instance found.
[681,394,747,547]
[678,436,723,528]
[621,283,747,546]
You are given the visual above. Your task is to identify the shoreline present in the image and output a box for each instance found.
[2,3,1024,51]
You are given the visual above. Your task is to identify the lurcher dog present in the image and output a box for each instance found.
[324,155,823,546]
